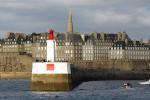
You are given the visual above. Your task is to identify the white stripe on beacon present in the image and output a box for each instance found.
[47,29,56,62]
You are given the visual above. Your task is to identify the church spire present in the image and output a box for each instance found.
[67,9,73,33]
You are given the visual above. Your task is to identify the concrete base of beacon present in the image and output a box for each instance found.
[31,62,72,91]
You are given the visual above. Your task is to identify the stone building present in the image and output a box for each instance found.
[56,33,83,62]
[24,36,32,56]
[82,32,129,61]
[31,41,47,61]
[2,33,25,53]
[3,31,149,62]
[109,40,150,60]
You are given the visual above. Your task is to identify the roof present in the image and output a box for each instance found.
[55,33,83,43]
[112,40,150,49]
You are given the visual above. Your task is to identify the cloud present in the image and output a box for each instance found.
[62,0,101,6]
[135,8,150,27]
[0,0,150,39]
[93,11,132,24]
[138,17,150,27]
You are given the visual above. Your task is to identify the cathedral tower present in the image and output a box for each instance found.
[67,9,73,33]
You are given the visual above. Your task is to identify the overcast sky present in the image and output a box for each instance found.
[0,0,150,39]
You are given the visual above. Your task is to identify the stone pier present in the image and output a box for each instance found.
[31,62,73,91]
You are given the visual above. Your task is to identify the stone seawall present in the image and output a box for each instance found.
[0,52,32,79]
[0,52,33,72]
[0,72,31,79]
[0,53,150,80]
[71,60,150,83]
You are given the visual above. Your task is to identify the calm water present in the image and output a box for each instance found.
[0,80,150,100]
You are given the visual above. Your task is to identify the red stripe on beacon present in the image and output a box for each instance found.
[48,29,54,40]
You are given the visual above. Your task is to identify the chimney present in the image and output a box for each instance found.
[125,39,128,45]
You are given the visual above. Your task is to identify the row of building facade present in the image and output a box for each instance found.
[0,32,150,62]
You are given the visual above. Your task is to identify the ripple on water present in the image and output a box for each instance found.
[0,80,149,100]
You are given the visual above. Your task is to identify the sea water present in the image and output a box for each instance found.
[0,80,150,100]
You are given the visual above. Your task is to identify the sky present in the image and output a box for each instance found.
[0,0,150,40]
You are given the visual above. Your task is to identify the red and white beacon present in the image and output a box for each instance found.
[31,29,72,91]
[47,29,56,62]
